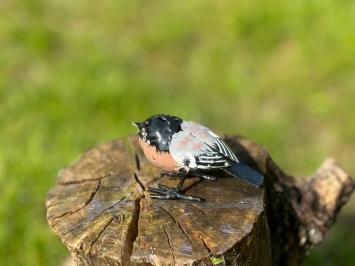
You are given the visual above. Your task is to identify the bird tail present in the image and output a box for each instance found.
[223,162,264,187]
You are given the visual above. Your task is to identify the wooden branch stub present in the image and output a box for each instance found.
[46,136,353,265]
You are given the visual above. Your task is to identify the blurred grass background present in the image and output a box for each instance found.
[0,0,354,265]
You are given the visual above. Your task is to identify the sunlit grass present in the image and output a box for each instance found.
[0,0,354,265]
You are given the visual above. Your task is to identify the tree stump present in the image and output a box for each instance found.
[46,136,354,266]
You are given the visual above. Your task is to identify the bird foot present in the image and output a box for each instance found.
[148,184,204,202]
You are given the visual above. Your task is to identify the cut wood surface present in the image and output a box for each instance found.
[46,136,354,266]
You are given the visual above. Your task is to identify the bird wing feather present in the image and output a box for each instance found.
[170,121,239,170]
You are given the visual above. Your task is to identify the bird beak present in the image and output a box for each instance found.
[132,121,143,129]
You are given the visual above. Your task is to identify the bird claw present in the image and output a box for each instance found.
[148,184,204,202]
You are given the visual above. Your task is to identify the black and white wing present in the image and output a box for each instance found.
[195,135,239,169]
[169,121,239,170]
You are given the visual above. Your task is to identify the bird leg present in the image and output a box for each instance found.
[148,171,204,202]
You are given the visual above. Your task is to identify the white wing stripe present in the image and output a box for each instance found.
[228,147,238,161]
[226,146,235,159]
[199,155,224,160]
[217,138,239,162]
[195,163,228,169]
[215,139,226,154]
[198,159,226,164]
[217,139,228,156]
[196,164,211,169]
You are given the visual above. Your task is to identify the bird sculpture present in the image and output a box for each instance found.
[133,114,263,201]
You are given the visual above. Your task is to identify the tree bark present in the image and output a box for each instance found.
[46,136,354,265]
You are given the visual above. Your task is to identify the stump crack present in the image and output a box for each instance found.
[122,196,142,265]
[161,206,193,245]
[58,173,112,186]
[103,197,127,213]
[132,150,145,191]
[52,180,101,220]
[163,225,176,265]
[201,237,211,254]
[60,196,125,236]
[89,216,114,255]
[47,200,66,209]
[135,153,141,171]
[133,172,145,191]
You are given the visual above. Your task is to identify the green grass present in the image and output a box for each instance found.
[0,0,354,265]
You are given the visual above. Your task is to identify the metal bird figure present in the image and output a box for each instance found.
[133,114,263,202]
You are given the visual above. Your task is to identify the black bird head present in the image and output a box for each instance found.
[133,114,183,151]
